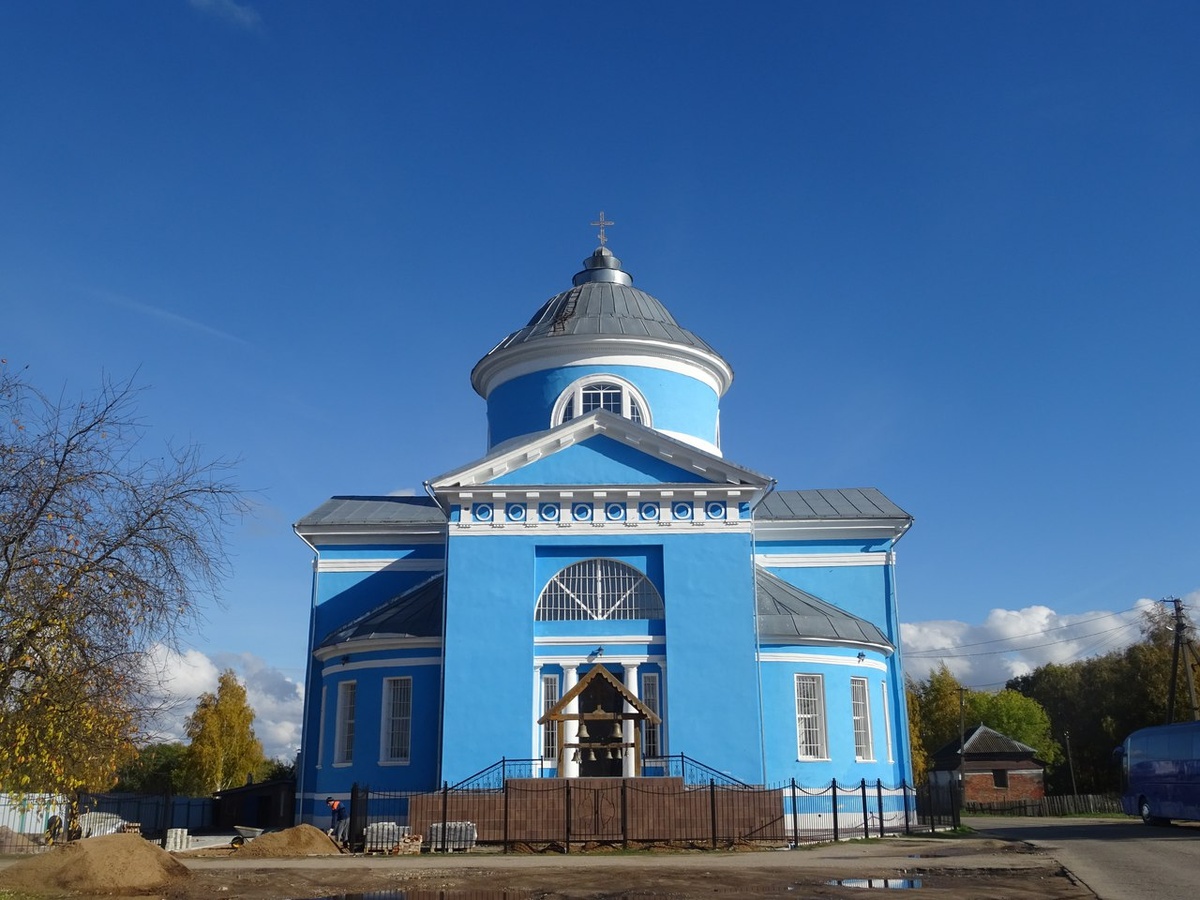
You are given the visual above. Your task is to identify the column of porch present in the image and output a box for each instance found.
[562,664,580,778]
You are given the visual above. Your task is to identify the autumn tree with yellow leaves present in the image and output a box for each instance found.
[181,670,265,794]
[0,361,244,794]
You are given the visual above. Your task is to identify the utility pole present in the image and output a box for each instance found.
[958,687,967,800]
[1167,597,1185,725]
[1064,730,1078,796]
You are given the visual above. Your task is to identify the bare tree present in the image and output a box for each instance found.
[0,361,246,792]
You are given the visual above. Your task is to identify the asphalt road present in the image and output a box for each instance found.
[965,815,1200,900]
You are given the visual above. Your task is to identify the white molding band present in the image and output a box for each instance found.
[317,558,446,574]
[320,656,443,674]
[534,635,663,647]
[758,651,888,672]
[755,552,893,568]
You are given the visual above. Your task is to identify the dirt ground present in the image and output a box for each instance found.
[0,828,1097,900]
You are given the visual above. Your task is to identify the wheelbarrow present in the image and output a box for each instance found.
[230,825,264,848]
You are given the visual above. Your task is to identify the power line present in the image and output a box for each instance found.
[904,606,1142,656]
[907,621,1139,659]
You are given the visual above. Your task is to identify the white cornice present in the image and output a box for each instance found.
[758,651,891,668]
[753,520,908,543]
[755,552,893,568]
[317,558,446,574]
[294,527,446,545]
[315,638,443,662]
[471,338,734,398]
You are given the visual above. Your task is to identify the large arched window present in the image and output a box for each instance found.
[552,375,650,427]
[535,558,664,621]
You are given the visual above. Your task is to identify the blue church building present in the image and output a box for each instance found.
[293,238,914,822]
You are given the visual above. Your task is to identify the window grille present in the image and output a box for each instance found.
[535,558,664,621]
[641,672,661,758]
[541,674,559,760]
[383,677,412,763]
[557,378,648,426]
[851,677,874,761]
[335,681,356,764]
[795,674,827,760]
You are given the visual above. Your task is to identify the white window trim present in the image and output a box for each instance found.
[550,374,652,428]
[334,680,356,767]
[641,672,662,758]
[795,674,829,761]
[851,677,875,762]
[379,676,412,766]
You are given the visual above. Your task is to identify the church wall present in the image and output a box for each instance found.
[658,530,764,782]
[440,535,539,782]
[758,650,904,785]
[485,365,719,449]
[312,651,442,795]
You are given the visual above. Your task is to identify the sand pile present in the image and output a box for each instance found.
[2,832,190,893]
[236,823,342,857]
[0,824,40,853]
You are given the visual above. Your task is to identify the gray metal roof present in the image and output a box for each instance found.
[756,489,911,522]
[932,724,1041,763]
[295,495,446,529]
[319,575,444,647]
[755,567,893,648]
[481,248,719,356]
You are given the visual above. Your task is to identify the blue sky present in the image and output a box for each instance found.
[4,2,1197,756]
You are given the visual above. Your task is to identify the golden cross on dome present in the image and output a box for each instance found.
[590,211,614,247]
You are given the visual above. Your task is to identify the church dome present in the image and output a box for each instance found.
[471,247,732,399]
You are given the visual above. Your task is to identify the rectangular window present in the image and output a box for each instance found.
[795,675,828,759]
[641,672,661,758]
[317,685,327,768]
[993,769,1009,788]
[382,677,412,764]
[881,680,894,763]
[541,674,559,760]
[851,677,874,761]
[335,681,356,765]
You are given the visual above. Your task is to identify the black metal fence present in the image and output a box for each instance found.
[0,792,214,854]
[345,761,960,853]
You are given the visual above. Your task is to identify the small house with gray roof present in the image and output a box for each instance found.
[293,239,915,823]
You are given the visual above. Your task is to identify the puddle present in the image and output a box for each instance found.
[825,878,923,890]
[319,893,529,900]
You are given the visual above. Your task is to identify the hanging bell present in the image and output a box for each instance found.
[578,721,590,739]
[611,721,623,739]
[572,749,581,763]
[587,749,596,761]
[608,748,618,760]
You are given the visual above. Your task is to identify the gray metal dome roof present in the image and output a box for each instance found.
[470,247,735,401]
[488,248,718,354]
[755,567,893,650]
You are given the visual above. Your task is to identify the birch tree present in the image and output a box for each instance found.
[0,361,244,793]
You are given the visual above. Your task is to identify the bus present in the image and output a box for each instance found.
[1116,720,1200,825]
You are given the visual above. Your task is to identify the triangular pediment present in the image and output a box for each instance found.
[537,665,660,725]
[430,409,771,491]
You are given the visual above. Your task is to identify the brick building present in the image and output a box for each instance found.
[931,724,1046,803]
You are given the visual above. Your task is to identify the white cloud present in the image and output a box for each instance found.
[188,0,262,31]
[142,644,303,761]
[900,599,1157,688]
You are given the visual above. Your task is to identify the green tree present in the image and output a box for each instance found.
[115,742,189,794]
[182,670,265,794]
[0,362,245,794]
[1007,604,1199,793]
[966,689,1062,766]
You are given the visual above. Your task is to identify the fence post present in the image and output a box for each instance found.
[902,780,911,835]
[876,780,885,838]
[439,781,449,853]
[790,779,799,846]
[860,779,870,840]
[502,778,510,854]
[831,779,839,841]
[564,780,571,854]
[621,779,628,850]
[709,779,717,849]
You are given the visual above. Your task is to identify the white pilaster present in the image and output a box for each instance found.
[623,665,638,777]
[563,664,580,778]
